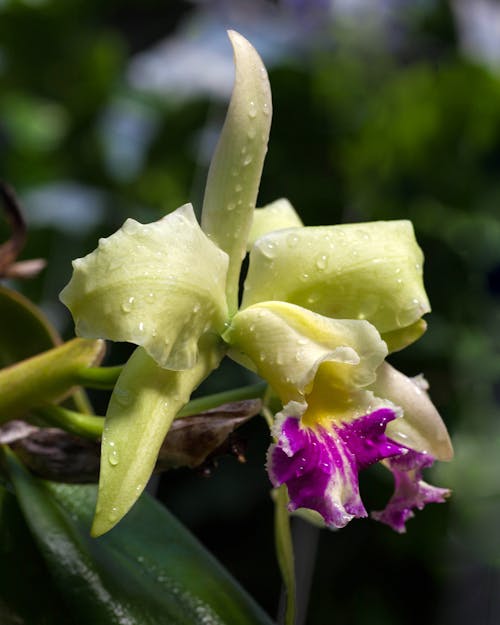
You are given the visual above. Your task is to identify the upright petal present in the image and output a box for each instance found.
[60,204,228,370]
[224,301,387,404]
[92,336,224,537]
[247,198,303,249]
[201,31,272,315]
[242,220,429,350]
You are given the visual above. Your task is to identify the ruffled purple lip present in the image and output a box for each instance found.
[268,408,449,532]
[371,450,450,533]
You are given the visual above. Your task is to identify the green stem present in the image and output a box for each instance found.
[176,381,267,417]
[34,405,104,439]
[75,365,123,389]
[33,382,268,440]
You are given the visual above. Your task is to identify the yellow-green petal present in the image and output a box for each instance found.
[372,363,453,461]
[242,220,430,346]
[247,198,303,250]
[92,337,224,537]
[382,318,427,353]
[201,31,272,315]
[60,204,228,370]
[224,301,387,404]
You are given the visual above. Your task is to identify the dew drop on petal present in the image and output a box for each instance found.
[121,296,135,313]
[248,100,257,118]
[114,387,132,406]
[108,448,119,466]
[315,254,328,271]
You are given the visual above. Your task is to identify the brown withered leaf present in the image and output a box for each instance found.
[5,423,101,483]
[0,181,46,278]
[0,399,262,483]
[156,398,262,471]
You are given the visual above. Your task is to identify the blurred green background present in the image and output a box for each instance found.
[1,0,499,623]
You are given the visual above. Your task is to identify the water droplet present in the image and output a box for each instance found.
[315,254,328,271]
[227,202,236,211]
[300,272,309,282]
[247,127,256,140]
[121,296,135,313]
[235,183,243,193]
[396,299,421,327]
[108,448,119,466]
[138,321,145,332]
[242,154,253,167]
[261,241,276,259]
[248,100,257,118]
[114,387,132,406]
[262,102,270,116]
[108,507,119,523]
[287,233,299,248]
[123,219,140,235]
[192,303,201,313]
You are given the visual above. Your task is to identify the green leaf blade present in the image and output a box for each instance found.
[3,448,275,625]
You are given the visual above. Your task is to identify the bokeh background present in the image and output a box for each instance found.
[1,0,499,623]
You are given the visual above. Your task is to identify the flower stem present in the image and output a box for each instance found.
[34,405,104,439]
[277,517,319,625]
[176,382,267,417]
[75,365,123,389]
[32,382,268,440]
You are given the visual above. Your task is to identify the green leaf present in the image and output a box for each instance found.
[242,220,430,346]
[0,338,105,423]
[201,31,272,315]
[93,337,224,537]
[0,285,60,368]
[0,486,67,625]
[3,448,275,625]
[0,285,92,414]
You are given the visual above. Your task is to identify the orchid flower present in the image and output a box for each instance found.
[60,31,452,537]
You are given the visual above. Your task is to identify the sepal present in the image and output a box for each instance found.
[92,336,224,536]
[201,31,272,314]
